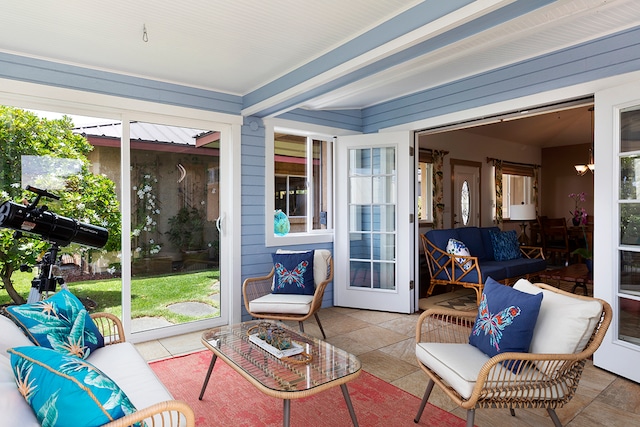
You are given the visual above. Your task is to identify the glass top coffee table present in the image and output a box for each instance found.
[199,320,361,427]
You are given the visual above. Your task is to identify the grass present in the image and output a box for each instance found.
[1,269,220,324]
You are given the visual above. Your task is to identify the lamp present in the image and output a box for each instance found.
[510,204,536,245]
[575,107,595,175]
[574,148,594,176]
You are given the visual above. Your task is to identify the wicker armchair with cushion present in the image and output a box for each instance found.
[243,249,332,339]
[414,279,611,427]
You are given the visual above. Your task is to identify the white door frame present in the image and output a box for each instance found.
[0,79,243,342]
[593,80,640,382]
[334,131,414,313]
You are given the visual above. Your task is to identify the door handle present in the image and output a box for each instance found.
[216,216,223,233]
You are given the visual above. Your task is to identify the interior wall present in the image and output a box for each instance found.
[419,129,541,230]
[541,143,594,222]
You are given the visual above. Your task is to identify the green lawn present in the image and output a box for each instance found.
[1,269,220,324]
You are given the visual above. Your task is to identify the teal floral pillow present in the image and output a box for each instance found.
[6,289,104,359]
[489,230,521,261]
[8,346,139,427]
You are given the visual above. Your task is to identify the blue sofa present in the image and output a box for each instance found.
[421,226,546,304]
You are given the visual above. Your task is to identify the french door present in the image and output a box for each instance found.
[593,81,640,382]
[334,132,414,313]
[452,162,481,228]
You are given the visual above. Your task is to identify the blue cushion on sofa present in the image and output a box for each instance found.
[456,227,487,260]
[272,251,315,295]
[6,289,104,359]
[489,230,521,261]
[8,346,139,427]
[500,258,547,278]
[479,227,501,261]
[469,278,543,362]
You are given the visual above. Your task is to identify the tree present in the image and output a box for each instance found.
[0,106,121,304]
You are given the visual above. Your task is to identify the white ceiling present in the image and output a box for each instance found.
[0,0,639,132]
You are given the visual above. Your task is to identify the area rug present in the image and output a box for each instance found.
[150,350,465,427]
[434,292,477,311]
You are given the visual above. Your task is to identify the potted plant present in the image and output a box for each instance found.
[166,207,205,252]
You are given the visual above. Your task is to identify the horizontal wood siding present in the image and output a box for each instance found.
[240,117,334,321]
[0,52,242,115]
[278,108,362,133]
[362,25,640,133]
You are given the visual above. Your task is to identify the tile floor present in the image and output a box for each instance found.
[136,290,640,427]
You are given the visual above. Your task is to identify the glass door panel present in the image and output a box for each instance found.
[347,147,397,291]
[619,106,640,345]
[129,121,221,333]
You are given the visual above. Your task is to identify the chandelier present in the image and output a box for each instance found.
[575,107,595,176]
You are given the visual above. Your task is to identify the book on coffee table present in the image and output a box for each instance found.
[248,333,305,359]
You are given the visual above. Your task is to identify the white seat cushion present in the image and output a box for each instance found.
[249,293,314,315]
[416,342,491,399]
[0,315,34,358]
[0,355,39,427]
[416,342,560,401]
[88,341,179,425]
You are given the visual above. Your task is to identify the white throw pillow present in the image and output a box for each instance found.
[446,238,472,270]
[513,279,603,365]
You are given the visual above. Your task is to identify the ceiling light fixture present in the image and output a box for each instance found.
[575,107,595,176]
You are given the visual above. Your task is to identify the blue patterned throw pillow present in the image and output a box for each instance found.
[6,289,104,359]
[272,251,315,295]
[469,277,543,362]
[446,238,472,270]
[8,346,139,427]
[489,230,522,261]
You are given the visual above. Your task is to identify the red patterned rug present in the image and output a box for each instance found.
[150,350,465,426]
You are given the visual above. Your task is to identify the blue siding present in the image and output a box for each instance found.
[362,25,640,132]
[278,108,362,132]
[0,52,242,115]
[239,117,334,321]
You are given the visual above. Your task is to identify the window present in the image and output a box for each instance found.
[417,151,434,222]
[501,164,535,218]
[266,124,333,245]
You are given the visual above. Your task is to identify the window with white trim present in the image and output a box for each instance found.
[266,127,333,245]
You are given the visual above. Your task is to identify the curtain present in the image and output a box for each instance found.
[533,166,540,216]
[493,159,503,226]
[432,150,446,229]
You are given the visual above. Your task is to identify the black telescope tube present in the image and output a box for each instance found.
[0,200,109,248]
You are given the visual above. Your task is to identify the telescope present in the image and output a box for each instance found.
[0,186,109,303]
[0,186,108,248]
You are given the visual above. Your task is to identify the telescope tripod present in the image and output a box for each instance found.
[26,242,68,304]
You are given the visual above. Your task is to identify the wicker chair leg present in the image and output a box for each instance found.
[510,407,516,416]
[547,408,563,427]
[413,379,435,423]
[298,321,305,333]
[314,312,327,339]
[466,409,475,427]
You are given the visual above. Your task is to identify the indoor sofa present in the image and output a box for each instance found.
[421,226,546,304]
[0,310,195,427]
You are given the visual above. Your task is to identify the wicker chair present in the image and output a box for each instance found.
[413,281,612,427]
[90,313,196,427]
[243,249,332,339]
